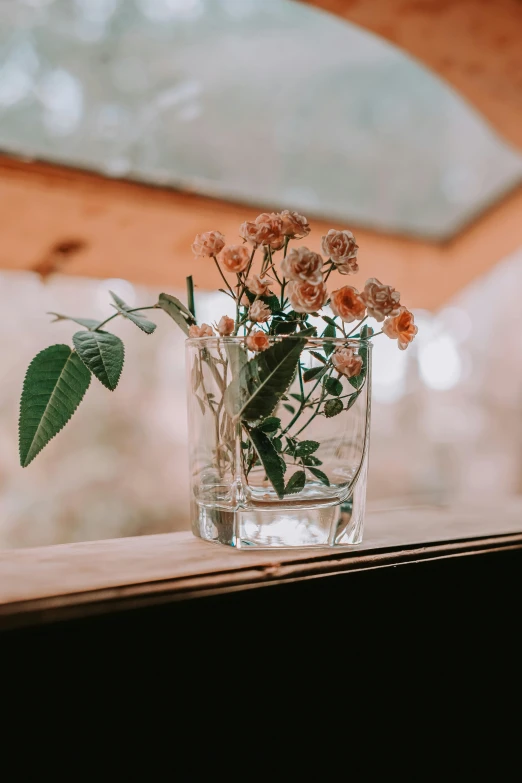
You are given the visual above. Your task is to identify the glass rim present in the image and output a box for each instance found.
[186,335,373,346]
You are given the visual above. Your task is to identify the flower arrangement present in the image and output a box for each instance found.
[19,210,417,507]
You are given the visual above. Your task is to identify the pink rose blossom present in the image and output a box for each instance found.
[217,315,235,336]
[321,229,359,274]
[382,307,418,350]
[330,286,366,323]
[219,244,251,273]
[188,323,215,338]
[191,231,225,258]
[246,331,270,352]
[279,210,310,239]
[246,274,272,296]
[280,246,323,285]
[286,280,327,314]
[332,347,363,378]
[239,213,284,249]
[361,278,401,322]
[248,300,271,323]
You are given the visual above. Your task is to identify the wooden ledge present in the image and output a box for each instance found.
[1,504,521,630]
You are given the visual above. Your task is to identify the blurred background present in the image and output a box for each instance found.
[1,0,522,547]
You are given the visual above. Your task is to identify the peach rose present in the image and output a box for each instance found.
[279,210,310,239]
[334,256,359,275]
[287,280,327,314]
[383,307,418,350]
[332,347,363,378]
[239,212,284,249]
[248,300,271,323]
[246,331,270,352]
[188,323,215,338]
[219,244,250,273]
[191,231,225,258]
[246,274,272,296]
[217,315,235,336]
[280,246,323,285]
[330,286,366,323]
[361,278,401,322]
[238,221,258,245]
[321,229,359,274]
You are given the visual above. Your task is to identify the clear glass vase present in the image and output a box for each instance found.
[186,335,371,548]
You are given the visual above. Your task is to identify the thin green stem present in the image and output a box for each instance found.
[298,362,305,399]
[186,275,196,319]
[212,256,235,298]
[281,361,333,437]
[346,315,368,337]
[234,245,257,336]
[323,263,335,284]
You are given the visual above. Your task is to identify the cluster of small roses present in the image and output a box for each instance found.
[188,211,418,357]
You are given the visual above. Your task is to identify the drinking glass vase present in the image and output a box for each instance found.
[186,335,371,548]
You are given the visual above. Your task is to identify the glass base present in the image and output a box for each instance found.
[192,448,368,548]
[193,501,363,548]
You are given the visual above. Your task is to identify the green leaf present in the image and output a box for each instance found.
[323,376,343,396]
[310,350,326,364]
[283,403,295,413]
[322,322,337,355]
[224,335,307,423]
[308,467,330,486]
[109,290,130,310]
[258,416,281,433]
[19,345,91,467]
[322,316,338,328]
[111,304,156,335]
[157,292,196,336]
[302,455,322,466]
[247,427,285,499]
[295,440,320,457]
[285,470,306,495]
[324,398,343,418]
[303,365,326,382]
[225,341,248,382]
[359,325,371,372]
[272,436,282,452]
[48,313,100,330]
[346,393,359,410]
[349,331,369,389]
[72,330,124,391]
[272,319,298,335]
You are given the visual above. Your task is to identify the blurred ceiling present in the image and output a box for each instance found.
[1,0,521,241]
[305,0,522,152]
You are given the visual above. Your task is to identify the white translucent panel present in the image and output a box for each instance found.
[0,0,521,238]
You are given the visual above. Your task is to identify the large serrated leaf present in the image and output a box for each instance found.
[247,427,285,499]
[19,345,91,467]
[225,336,307,423]
[156,293,195,335]
[73,330,124,390]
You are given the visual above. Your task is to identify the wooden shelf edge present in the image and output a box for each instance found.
[2,528,521,631]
